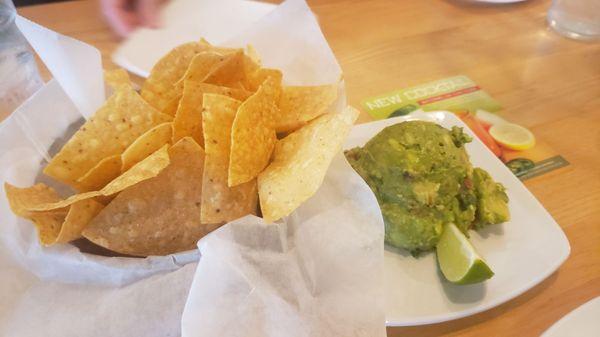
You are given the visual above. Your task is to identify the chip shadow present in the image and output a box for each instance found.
[71,238,140,258]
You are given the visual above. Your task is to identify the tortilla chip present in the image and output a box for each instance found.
[246,68,282,92]
[4,183,65,244]
[257,74,282,111]
[55,198,104,243]
[161,93,183,117]
[229,82,248,90]
[102,144,171,195]
[82,137,215,256]
[199,38,241,56]
[203,51,246,87]
[201,94,258,223]
[245,44,261,66]
[121,122,173,171]
[275,84,339,132]
[242,56,260,87]
[76,155,122,192]
[43,86,172,189]
[4,183,62,215]
[164,51,241,116]
[104,68,131,90]
[30,145,171,211]
[228,77,279,186]
[172,81,252,146]
[161,47,251,116]
[140,42,211,111]
[4,183,103,245]
[258,106,359,222]
[175,52,228,87]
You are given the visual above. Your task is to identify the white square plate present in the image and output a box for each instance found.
[542,296,600,337]
[343,111,570,326]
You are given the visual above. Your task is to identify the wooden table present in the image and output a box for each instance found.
[17,0,600,336]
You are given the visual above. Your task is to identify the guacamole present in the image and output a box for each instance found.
[345,121,509,255]
[473,167,510,228]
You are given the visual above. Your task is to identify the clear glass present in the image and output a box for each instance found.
[547,0,600,41]
[0,0,43,121]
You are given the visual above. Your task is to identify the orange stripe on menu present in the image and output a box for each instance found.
[418,86,481,105]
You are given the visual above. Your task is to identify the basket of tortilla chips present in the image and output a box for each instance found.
[4,39,358,257]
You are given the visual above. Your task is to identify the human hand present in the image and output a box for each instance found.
[100,0,166,38]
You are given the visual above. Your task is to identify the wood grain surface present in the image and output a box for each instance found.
[15,0,600,336]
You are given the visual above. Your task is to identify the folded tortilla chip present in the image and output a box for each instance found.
[82,137,215,256]
[172,81,252,146]
[203,51,247,87]
[102,144,170,195]
[245,44,261,66]
[275,84,339,132]
[241,56,260,88]
[43,86,172,189]
[258,106,359,222]
[163,52,229,115]
[4,183,65,244]
[121,122,173,172]
[228,77,279,186]
[246,68,282,92]
[4,183,103,245]
[76,155,122,192]
[30,145,170,211]
[175,52,228,87]
[201,94,258,224]
[199,38,241,56]
[55,199,104,243]
[4,183,62,215]
[162,50,243,116]
[161,93,183,117]
[141,41,212,111]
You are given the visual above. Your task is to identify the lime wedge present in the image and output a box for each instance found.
[436,223,494,285]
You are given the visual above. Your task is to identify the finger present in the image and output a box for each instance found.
[101,0,139,37]
[137,0,164,28]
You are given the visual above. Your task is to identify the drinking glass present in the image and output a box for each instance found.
[547,0,600,41]
[0,0,43,120]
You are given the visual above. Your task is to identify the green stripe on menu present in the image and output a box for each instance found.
[518,155,570,181]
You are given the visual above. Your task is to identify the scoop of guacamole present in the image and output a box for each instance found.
[345,121,509,255]
[473,167,510,228]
